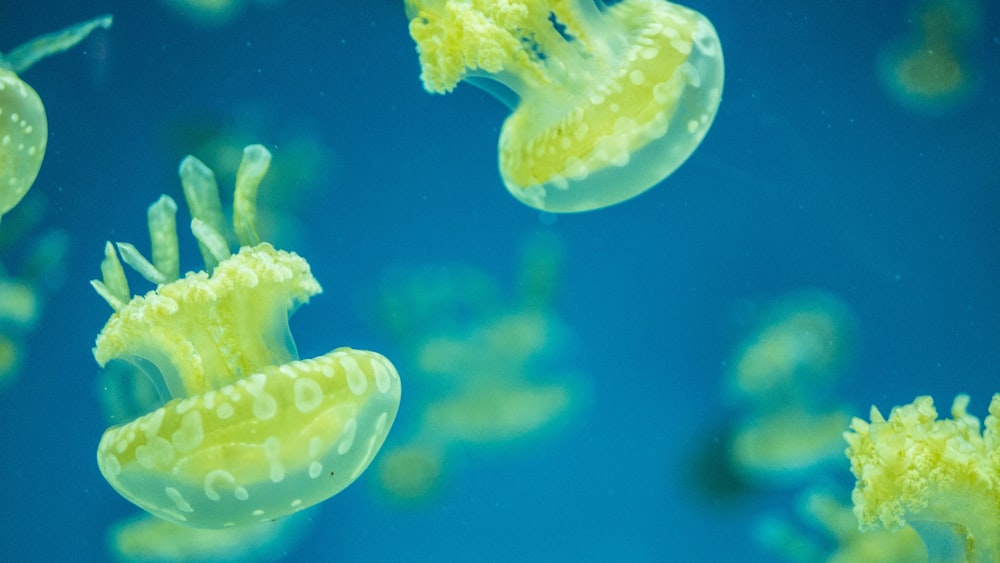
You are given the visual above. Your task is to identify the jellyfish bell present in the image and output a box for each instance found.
[405,0,724,212]
[0,70,47,219]
[92,145,401,528]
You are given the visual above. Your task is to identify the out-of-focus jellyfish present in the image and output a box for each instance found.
[403,0,724,212]
[374,443,446,504]
[369,235,585,504]
[159,0,285,27]
[92,145,401,528]
[108,509,311,563]
[845,394,1000,562]
[727,290,857,407]
[688,290,858,504]
[877,0,982,115]
[0,14,112,220]
[728,407,853,488]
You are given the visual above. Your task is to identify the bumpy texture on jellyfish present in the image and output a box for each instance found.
[92,145,401,528]
[404,0,724,212]
[845,394,1000,562]
[0,14,112,220]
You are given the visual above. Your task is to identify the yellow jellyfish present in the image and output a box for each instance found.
[92,145,401,528]
[404,0,724,212]
[0,15,113,220]
[845,394,1000,562]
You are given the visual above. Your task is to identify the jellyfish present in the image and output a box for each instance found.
[0,14,113,220]
[403,0,724,212]
[108,509,311,562]
[845,394,1000,561]
[877,0,982,115]
[92,145,401,528]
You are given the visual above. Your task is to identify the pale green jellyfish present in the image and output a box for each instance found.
[0,14,112,220]
[92,145,402,528]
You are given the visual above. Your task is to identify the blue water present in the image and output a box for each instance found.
[0,0,997,561]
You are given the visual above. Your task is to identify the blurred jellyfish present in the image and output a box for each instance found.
[877,0,983,115]
[374,443,447,505]
[369,234,587,504]
[728,407,853,488]
[159,0,285,27]
[727,290,857,408]
[687,290,859,509]
[108,510,311,562]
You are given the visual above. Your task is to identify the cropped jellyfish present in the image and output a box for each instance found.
[159,0,286,27]
[91,145,401,528]
[728,407,853,487]
[403,0,724,212]
[845,394,1000,562]
[0,14,112,220]
[727,290,857,407]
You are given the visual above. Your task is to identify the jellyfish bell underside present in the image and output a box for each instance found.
[97,347,401,528]
[499,2,724,213]
[494,1,724,212]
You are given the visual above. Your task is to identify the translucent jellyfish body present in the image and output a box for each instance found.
[0,15,112,219]
[92,145,401,528]
[404,0,724,212]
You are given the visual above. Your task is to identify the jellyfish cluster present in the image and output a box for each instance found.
[403,0,725,212]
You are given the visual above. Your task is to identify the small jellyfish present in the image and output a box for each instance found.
[0,14,112,220]
[404,0,724,212]
[877,0,982,115]
[92,145,401,528]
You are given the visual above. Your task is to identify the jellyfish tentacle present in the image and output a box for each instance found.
[3,14,113,74]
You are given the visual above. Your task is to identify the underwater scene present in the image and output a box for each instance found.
[0,0,997,561]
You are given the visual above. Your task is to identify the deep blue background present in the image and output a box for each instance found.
[0,0,997,560]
